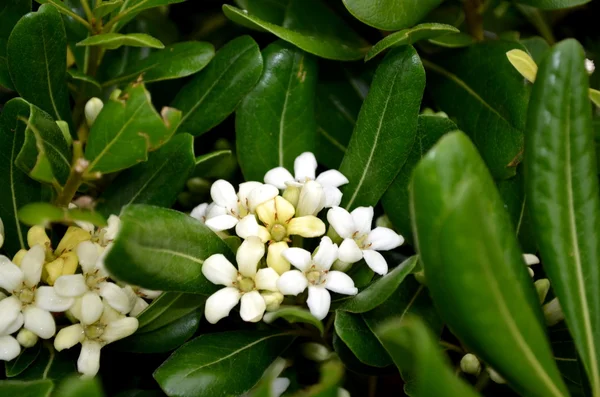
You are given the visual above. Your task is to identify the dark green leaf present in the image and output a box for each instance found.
[53,376,104,397]
[236,40,317,181]
[104,204,232,294]
[342,0,443,30]
[154,331,294,397]
[428,32,476,48]
[0,0,30,43]
[16,342,76,381]
[223,2,369,61]
[193,150,233,178]
[333,333,387,376]
[410,131,568,396]
[0,379,54,397]
[76,33,164,50]
[521,36,551,64]
[525,39,600,392]
[334,311,391,368]
[67,69,102,97]
[109,0,187,32]
[5,343,42,378]
[171,35,263,136]
[263,306,324,335]
[0,56,14,90]
[94,0,123,18]
[339,46,425,210]
[550,326,589,396]
[290,359,344,397]
[7,4,71,122]
[18,202,106,228]
[514,0,590,10]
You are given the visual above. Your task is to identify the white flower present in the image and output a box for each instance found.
[586,59,595,75]
[264,152,349,216]
[277,237,357,320]
[54,303,138,377]
[54,241,131,325]
[190,202,212,223]
[0,294,25,362]
[327,206,403,275]
[122,284,162,317]
[84,97,104,127]
[202,237,280,324]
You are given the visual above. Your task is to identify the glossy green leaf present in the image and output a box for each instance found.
[334,311,391,368]
[53,377,104,397]
[425,41,529,179]
[339,45,424,210]
[342,0,443,30]
[525,39,600,393]
[223,2,369,61]
[237,40,317,181]
[18,202,106,228]
[0,379,54,397]
[263,306,324,335]
[378,316,481,397]
[103,41,215,86]
[97,133,195,217]
[521,36,551,63]
[77,33,164,50]
[382,115,457,245]
[15,341,76,381]
[0,0,30,42]
[410,131,568,397]
[332,333,386,376]
[193,150,233,178]
[5,343,42,378]
[109,0,187,32]
[94,0,123,18]
[7,4,71,122]
[67,69,101,91]
[337,256,417,313]
[85,82,178,174]
[514,0,590,10]
[428,32,476,48]
[365,23,458,61]
[171,35,263,136]
[104,204,232,294]
[0,57,14,89]
[154,331,294,397]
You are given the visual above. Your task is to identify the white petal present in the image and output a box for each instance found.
[23,306,55,339]
[235,214,260,239]
[282,248,311,272]
[78,340,102,377]
[138,288,162,300]
[54,274,88,297]
[210,179,238,209]
[0,256,24,292]
[523,254,540,266]
[294,152,317,182]
[307,286,331,321]
[77,241,100,274]
[204,287,241,324]
[205,214,239,231]
[313,236,338,271]
[236,237,264,278]
[206,203,226,218]
[338,239,363,264]
[129,298,149,317]
[103,215,121,242]
[326,207,355,239]
[264,167,294,189]
[54,324,84,351]
[81,291,103,325]
[271,377,291,397]
[101,317,139,344]
[296,181,325,217]
[325,271,358,295]
[351,207,374,236]
[0,336,20,361]
[5,313,24,335]
[99,282,132,314]
[367,227,404,251]
[247,184,279,212]
[202,254,238,286]
[238,181,263,204]
[276,270,308,296]
[239,290,266,323]
[255,268,280,292]
[322,187,343,208]
[363,250,389,275]
[316,169,349,188]
[190,203,209,222]
[21,244,45,287]
[34,286,74,312]
[0,296,22,334]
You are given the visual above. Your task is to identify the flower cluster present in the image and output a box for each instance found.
[0,217,161,377]
[192,152,404,323]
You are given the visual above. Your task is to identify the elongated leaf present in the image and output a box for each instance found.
[104,204,232,294]
[171,35,262,136]
[0,379,54,396]
[223,2,369,61]
[334,311,391,368]
[521,36,551,63]
[53,377,103,397]
[77,33,164,50]
[428,33,475,49]
[339,46,424,210]
[110,0,187,32]
[342,0,443,30]
[7,4,71,122]
[154,331,294,397]
[237,40,317,181]
[193,150,233,178]
[0,57,13,89]
[378,316,481,397]
[18,202,106,228]
[85,82,178,174]
[514,0,589,9]
[525,39,600,393]
[94,0,123,18]
[366,23,458,61]
[5,343,42,378]
[382,115,457,244]
[425,41,529,179]
[97,133,195,217]
[103,41,215,86]
[263,306,324,335]
[410,132,568,397]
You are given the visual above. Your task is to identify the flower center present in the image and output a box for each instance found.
[354,233,370,250]
[270,224,287,242]
[305,265,327,286]
[85,271,105,290]
[237,276,255,293]
[17,287,35,304]
[84,323,105,340]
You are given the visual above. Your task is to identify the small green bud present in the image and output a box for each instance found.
[534,278,550,304]
[17,328,38,348]
[375,214,393,229]
[460,353,481,376]
[543,297,564,326]
[186,177,211,196]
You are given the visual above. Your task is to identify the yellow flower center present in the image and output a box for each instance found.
[305,266,327,286]
[270,224,288,242]
[237,276,255,293]
[17,287,35,304]
[84,323,105,340]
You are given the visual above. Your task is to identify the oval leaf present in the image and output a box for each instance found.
[76,33,164,50]
[342,0,443,30]
[334,311,392,368]
[5,343,41,378]
[263,306,324,335]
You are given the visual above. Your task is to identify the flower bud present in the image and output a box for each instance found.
[186,177,211,196]
[296,181,325,217]
[44,257,65,286]
[12,249,28,266]
[27,226,51,250]
[85,97,104,126]
[586,59,595,75]
[375,214,393,229]
[543,297,564,326]
[527,267,535,278]
[331,259,352,272]
[261,291,284,311]
[534,278,550,304]
[17,328,38,348]
[55,226,91,256]
[282,186,300,208]
[460,353,481,376]
[487,367,506,384]
[301,342,331,362]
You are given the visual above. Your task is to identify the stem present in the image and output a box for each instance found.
[463,0,484,41]
[55,142,87,207]
[49,0,93,32]
[439,340,464,354]
[80,0,95,23]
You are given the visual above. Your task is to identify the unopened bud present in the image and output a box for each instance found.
[375,214,393,229]
[523,253,540,266]
[282,186,300,208]
[55,226,91,256]
[262,291,284,311]
[301,342,331,362]
[331,259,352,272]
[27,226,51,250]
[534,278,550,304]
[84,97,104,126]
[528,267,535,278]
[487,367,506,384]
[586,59,595,75]
[460,353,481,376]
[186,177,211,196]
[543,297,564,326]
[17,328,38,348]
[12,249,28,266]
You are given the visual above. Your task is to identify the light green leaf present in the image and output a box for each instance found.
[109,0,187,32]
[53,377,104,397]
[67,69,101,90]
[514,0,590,10]
[0,379,54,397]
[342,0,443,30]
[94,0,123,18]
[18,202,107,228]
[263,306,324,335]
[334,311,392,368]
[76,33,164,50]
[5,343,42,378]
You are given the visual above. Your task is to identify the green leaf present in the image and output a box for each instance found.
[365,23,458,61]
[154,331,294,397]
[94,0,123,18]
[18,202,106,228]
[7,4,71,123]
[109,0,187,32]
[96,133,195,217]
[382,115,457,245]
[425,41,529,179]
[378,316,481,397]
[410,131,568,397]
[222,2,369,61]
[103,41,215,86]
[334,311,392,368]
[67,69,102,94]
[171,35,262,137]
[290,359,344,397]
[193,150,233,178]
[0,379,54,397]
[0,0,30,43]
[342,0,443,30]
[514,0,590,10]
[16,341,76,380]
[104,204,232,294]
[521,36,551,63]
[263,306,324,335]
[339,46,425,210]
[236,40,317,181]
[85,82,178,174]
[53,376,104,397]
[428,32,476,48]
[76,33,164,50]
[5,343,42,378]
[0,56,14,90]
[337,256,418,313]
[248,357,287,397]
[525,39,600,393]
